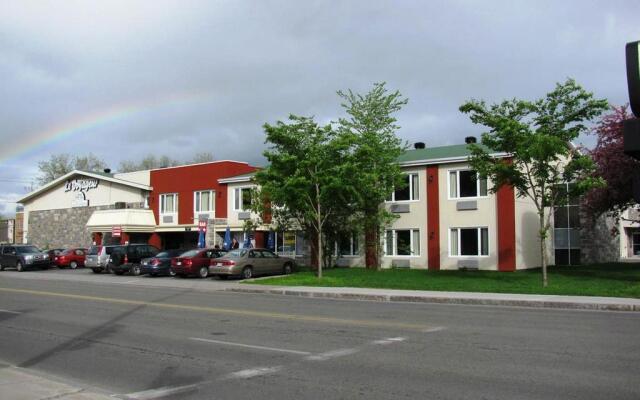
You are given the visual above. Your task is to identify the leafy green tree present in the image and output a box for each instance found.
[37,153,106,185]
[254,115,353,278]
[337,82,408,269]
[460,78,608,286]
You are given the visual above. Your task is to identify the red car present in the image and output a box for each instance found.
[54,248,87,269]
[170,248,225,278]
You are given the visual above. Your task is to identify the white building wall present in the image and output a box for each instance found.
[113,170,151,186]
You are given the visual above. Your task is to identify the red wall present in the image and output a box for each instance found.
[150,161,258,225]
[496,158,516,271]
[426,165,440,270]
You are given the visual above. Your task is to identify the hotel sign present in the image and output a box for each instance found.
[65,178,99,193]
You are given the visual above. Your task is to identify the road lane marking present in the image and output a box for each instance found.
[190,337,311,355]
[422,326,446,333]
[371,337,406,345]
[120,383,201,399]
[0,309,21,314]
[306,348,359,361]
[224,366,282,379]
[0,287,432,331]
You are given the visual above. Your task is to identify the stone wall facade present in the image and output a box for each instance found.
[580,211,620,264]
[28,206,111,249]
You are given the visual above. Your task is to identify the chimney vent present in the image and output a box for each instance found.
[103,168,111,174]
[414,142,426,149]
[465,136,477,144]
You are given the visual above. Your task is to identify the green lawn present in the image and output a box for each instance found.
[246,263,640,298]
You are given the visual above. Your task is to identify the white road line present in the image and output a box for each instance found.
[121,383,201,399]
[224,366,282,379]
[189,337,311,355]
[306,348,359,361]
[371,337,406,345]
[422,326,446,333]
[122,280,139,284]
[0,309,21,314]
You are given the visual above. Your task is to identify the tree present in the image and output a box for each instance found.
[254,115,353,278]
[117,155,180,172]
[37,153,106,185]
[337,82,408,269]
[459,78,608,287]
[583,105,640,224]
[191,152,215,164]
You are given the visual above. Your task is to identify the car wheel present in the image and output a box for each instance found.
[91,268,102,274]
[283,263,293,275]
[16,262,24,272]
[242,266,253,280]
[131,265,141,276]
[70,261,78,270]
[198,266,208,279]
[169,270,176,277]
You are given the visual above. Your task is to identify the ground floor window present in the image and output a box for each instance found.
[337,232,359,256]
[274,231,296,256]
[450,227,488,256]
[385,229,420,256]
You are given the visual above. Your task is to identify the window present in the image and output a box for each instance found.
[384,229,420,256]
[450,227,489,256]
[553,183,581,265]
[388,173,419,202]
[234,187,253,211]
[449,170,487,199]
[275,231,296,256]
[338,233,359,256]
[194,190,214,213]
[160,193,178,214]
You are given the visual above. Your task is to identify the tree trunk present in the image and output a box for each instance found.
[539,211,548,288]
[365,220,378,270]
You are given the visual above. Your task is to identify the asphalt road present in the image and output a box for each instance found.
[0,269,639,399]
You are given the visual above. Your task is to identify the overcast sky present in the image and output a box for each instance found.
[0,0,638,215]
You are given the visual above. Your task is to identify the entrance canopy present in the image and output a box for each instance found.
[86,209,156,233]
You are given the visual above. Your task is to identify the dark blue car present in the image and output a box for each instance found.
[139,249,189,277]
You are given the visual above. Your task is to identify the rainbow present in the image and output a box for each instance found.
[0,90,214,166]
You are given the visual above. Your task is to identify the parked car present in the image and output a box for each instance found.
[46,248,66,263]
[85,245,119,273]
[54,248,87,269]
[171,248,226,278]
[108,244,160,275]
[139,249,188,277]
[209,248,295,279]
[0,244,51,271]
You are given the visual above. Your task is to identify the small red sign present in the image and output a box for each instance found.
[112,226,122,238]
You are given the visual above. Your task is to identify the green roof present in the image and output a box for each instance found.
[397,144,497,164]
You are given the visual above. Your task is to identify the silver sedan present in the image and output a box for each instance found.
[209,248,295,279]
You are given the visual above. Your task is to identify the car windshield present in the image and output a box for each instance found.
[180,250,200,257]
[17,246,41,254]
[221,249,247,258]
[88,246,101,255]
[62,249,73,255]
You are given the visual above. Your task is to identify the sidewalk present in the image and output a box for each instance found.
[230,284,640,311]
[0,365,112,400]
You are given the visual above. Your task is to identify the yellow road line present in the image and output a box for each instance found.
[0,287,431,331]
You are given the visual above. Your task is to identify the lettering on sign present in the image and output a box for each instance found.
[65,178,99,193]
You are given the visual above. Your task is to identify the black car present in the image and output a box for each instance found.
[0,244,51,271]
[108,244,160,275]
[139,249,189,277]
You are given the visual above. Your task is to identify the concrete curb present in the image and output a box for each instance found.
[227,286,640,311]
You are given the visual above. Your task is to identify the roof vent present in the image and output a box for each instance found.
[103,168,111,174]
[414,142,426,149]
[465,136,477,144]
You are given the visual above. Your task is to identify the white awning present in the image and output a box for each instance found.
[86,209,156,233]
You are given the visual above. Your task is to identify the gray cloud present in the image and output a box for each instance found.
[1,0,638,213]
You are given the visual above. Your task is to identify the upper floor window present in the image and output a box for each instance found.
[160,193,178,214]
[194,190,214,213]
[449,170,487,199]
[234,187,253,211]
[388,173,419,202]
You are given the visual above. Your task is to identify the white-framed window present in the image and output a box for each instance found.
[337,232,360,256]
[160,193,178,214]
[448,169,488,199]
[388,173,419,202]
[384,229,420,256]
[234,187,253,211]
[449,227,489,257]
[194,190,214,213]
